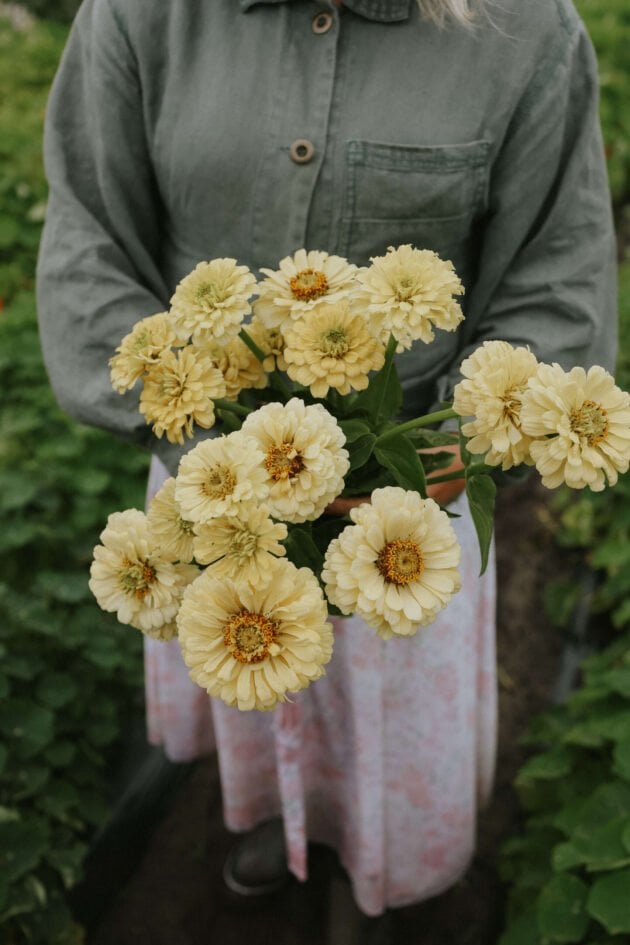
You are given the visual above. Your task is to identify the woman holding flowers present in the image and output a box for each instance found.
[37,0,616,920]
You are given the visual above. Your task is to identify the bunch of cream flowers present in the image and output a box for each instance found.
[454,342,630,491]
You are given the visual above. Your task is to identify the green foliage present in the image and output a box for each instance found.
[13,0,80,24]
[0,17,148,945]
[576,0,630,204]
[500,635,630,943]
[545,263,630,635]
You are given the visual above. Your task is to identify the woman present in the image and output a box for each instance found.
[37,0,616,916]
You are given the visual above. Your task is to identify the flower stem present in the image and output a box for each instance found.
[239,327,267,363]
[214,399,252,417]
[375,407,458,444]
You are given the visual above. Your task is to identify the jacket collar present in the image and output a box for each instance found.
[240,0,412,24]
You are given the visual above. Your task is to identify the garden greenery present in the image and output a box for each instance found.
[0,18,147,945]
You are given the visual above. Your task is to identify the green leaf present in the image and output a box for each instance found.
[0,820,49,883]
[572,817,630,872]
[498,908,542,945]
[348,433,377,472]
[587,869,630,934]
[465,473,496,575]
[36,571,90,603]
[339,419,371,442]
[517,746,573,784]
[351,335,402,423]
[537,874,589,942]
[0,700,54,757]
[614,739,630,782]
[552,842,584,872]
[374,434,427,495]
[44,741,77,768]
[283,526,324,575]
[35,674,79,709]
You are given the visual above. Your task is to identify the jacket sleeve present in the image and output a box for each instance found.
[37,0,187,470]
[437,19,617,402]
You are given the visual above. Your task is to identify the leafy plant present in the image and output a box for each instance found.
[0,17,149,945]
[500,634,630,943]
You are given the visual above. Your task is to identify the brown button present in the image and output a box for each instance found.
[312,11,333,34]
[289,139,315,164]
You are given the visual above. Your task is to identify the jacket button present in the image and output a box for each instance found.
[289,139,315,164]
[312,11,333,33]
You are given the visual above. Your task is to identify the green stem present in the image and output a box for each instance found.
[376,407,458,444]
[239,327,267,363]
[213,398,252,417]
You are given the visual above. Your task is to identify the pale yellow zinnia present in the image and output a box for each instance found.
[195,335,268,400]
[193,503,287,583]
[353,244,464,352]
[109,313,177,393]
[244,317,287,373]
[139,347,227,444]
[170,258,257,344]
[520,363,630,491]
[89,509,198,639]
[177,559,334,711]
[453,340,539,469]
[175,431,269,524]
[322,487,461,639]
[147,477,195,563]
[253,249,358,330]
[240,398,350,523]
[283,300,386,398]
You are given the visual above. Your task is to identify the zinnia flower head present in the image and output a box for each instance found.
[147,477,195,563]
[453,341,539,469]
[322,487,461,639]
[89,509,198,638]
[175,431,269,523]
[520,363,630,491]
[109,313,177,393]
[244,317,287,373]
[353,244,464,352]
[139,347,227,444]
[240,398,350,523]
[193,503,287,584]
[170,258,257,345]
[177,558,334,711]
[254,249,358,330]
[283,300,386,398]
[195,335,268,401]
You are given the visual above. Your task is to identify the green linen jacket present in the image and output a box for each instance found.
[36,0,617,473]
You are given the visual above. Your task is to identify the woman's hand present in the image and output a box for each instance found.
[324,445,466,516]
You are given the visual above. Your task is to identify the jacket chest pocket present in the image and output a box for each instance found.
[337,139,490,275]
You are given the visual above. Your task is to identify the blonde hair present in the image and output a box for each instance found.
[416,0,484,27]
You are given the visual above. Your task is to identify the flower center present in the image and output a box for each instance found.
[376,539,424,586]
[394,275,417,302]
[570,399,609,446]
[290,268,329,301]
[320,327,349,357]
[158,369,184,400]
[229,527,259,560]
[502,386,523,426]
[195,281,224,307]
[223,611,278,663]
[178,515,195,535]
[202,464,236,499]
[120,558,157,599]
[265,443,304,481]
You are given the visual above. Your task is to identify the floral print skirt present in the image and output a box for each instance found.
[144,456,497,916]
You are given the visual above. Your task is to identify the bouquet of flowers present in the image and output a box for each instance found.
[89,245,630,710]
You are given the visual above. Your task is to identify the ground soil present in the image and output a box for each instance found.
[89,479,567,945]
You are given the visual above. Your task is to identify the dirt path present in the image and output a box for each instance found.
[90,480,564,945]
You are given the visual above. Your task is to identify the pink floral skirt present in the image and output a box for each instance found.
[144,456,497,916]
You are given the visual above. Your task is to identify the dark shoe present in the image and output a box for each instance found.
[223,817,290,897]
